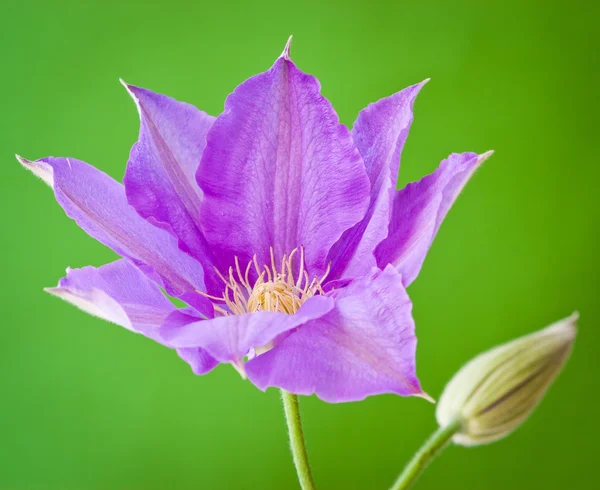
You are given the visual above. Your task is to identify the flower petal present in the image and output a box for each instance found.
[245,265,425,403]
[328,81,427,280]
[17,155,205,296]
[177,346,220,375]
[161,308,219,375]
[45,259,175,340]
[160,295,334,367]
[122,84,217,274]
[197,42,370,277]
[375,151,493,286]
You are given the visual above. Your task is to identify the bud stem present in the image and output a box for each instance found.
[389,418,462,490]
[281,390,316,490]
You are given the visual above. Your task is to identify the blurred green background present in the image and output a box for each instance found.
[1,0,598,489]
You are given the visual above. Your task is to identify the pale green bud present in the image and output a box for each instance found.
[436,313,577,446]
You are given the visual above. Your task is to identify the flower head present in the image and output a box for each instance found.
[18,37,491,402]
[436,314,577,445]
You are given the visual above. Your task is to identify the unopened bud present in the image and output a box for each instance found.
[436,313,577,446]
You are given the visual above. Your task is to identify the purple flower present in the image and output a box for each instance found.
[18,38,491,403]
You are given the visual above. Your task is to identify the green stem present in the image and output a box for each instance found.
[390,419,461,490]
[281,390,316,490]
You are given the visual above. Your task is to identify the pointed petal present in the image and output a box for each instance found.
[45,259,175,340]
[375,151,493,286]
[280,35,293,60]
[161,308,219,375]
[245,266,424,403]
[159,295,334,366]
[122,84,217,278]
[196,54,370,276]
[18,155,205,296]
[328,82,427,280]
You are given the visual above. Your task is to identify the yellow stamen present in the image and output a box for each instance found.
[201,247,329,316]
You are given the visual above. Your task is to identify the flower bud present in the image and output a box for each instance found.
[436,313,577,446]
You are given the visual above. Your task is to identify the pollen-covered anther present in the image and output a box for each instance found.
[204,247,329,316]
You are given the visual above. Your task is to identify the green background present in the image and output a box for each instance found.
[1,0,598,489]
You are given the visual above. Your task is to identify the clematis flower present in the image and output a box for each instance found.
[18,38,492,403]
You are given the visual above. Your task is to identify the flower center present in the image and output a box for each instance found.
[204,247,329,316]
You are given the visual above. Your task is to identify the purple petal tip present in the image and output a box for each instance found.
[119,78,138,91]
[119,78,137,97]
[280,35,293,60]
[479,150,494,164]
[119,79,145,117]
[417,391,436,404]
[120,78,145,100]
[17,154,54,186]
[15,154,29,165]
